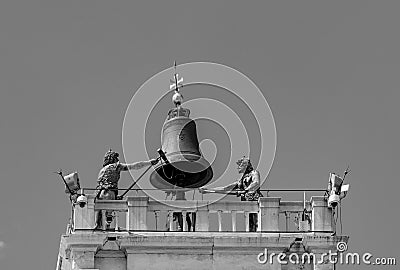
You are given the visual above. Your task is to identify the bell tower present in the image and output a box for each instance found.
[55,64,349,270]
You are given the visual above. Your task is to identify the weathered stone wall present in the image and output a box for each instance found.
[58,233,347,270]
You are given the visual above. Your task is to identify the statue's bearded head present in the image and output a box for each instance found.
[103,149,119,167]
[236,157,253,174]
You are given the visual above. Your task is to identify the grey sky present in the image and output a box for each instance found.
[0,1,399,269]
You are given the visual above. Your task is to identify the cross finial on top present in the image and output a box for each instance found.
[170,61,184,91]
[170,61,184,108]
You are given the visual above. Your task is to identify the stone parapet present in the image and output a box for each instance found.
[58,232,348,270]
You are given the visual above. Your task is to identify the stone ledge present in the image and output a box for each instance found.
[60,232,348,254]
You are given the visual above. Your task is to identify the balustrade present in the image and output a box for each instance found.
[71,192,333,234]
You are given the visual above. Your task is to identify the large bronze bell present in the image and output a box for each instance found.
[150,107,213,189]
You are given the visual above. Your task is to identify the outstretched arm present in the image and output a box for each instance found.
[199,181,238,194]
[120,159,158,171]
[218,182,239,191]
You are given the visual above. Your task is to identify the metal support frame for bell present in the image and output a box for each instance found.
[150,106,209,232]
